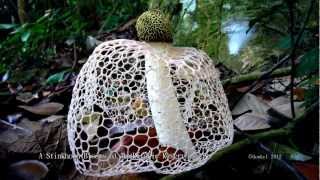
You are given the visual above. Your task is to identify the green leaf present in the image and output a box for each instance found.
[21,31,31,42]
[46,70,69,85]
[303,83,319,107]
[0,24,17,29]
[299,75,319,87]
[11,24,27,34]
[296,48,319,77]
[269,142,312,161]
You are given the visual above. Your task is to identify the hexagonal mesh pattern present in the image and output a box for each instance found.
[67,39,233,176]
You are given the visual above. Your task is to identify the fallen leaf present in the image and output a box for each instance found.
[293,87,305,101]
[16,92,38,103]
[268,96,305,119]
[18,118,42,133]
[40,115,65,124]
[42,91,52,97]
[8,118,66,153]
[270,77,291,92]
[268,96,290,107]
[232,93,272,130]
[0,119,32,144]
[18,102,64,115]
[6,113,22,123]
[10,160,48,180]
[232,93,270,116]
[234,114,271,131]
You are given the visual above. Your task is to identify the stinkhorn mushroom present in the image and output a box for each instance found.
[68,10,233,176]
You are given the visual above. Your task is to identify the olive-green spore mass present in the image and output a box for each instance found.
[136,10,173,42]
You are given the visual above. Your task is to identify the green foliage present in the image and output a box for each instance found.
[73,0,149,32]
[0,0,148,76]
[46,69,70,85]
[296,48,318,77]
[174,0,227,60]
[0,9,87,73]
[171,0,318,74]
[296,48,319,107]
[169,0,319,106]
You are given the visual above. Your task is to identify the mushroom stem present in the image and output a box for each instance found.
[145,43,195,156]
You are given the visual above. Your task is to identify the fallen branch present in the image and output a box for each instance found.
[222,67,291,85]
[161,102,318,180]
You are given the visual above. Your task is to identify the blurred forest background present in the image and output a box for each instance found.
[0,0,318,180]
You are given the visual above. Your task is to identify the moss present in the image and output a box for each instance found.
[136,10,173,42]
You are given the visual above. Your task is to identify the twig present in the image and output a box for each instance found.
[0,119,30,134]
[287,0,296,118]
[222,67,291,86]
[72,42,77,70]
[232,110,252,119]
[287,0,315,118]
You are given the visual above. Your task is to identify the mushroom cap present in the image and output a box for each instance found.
[136,10,173,42]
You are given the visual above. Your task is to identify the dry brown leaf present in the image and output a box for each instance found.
[18,102,64,115]
[8,118,67,153]
[293,87,305,101]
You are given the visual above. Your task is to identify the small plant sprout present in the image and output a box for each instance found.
[67,10,234,176]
